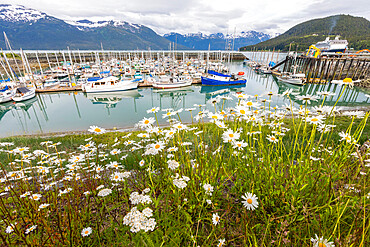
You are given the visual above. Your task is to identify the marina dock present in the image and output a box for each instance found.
[35,78,202,93]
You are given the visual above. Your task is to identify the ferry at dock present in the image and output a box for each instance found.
[313,36,348,53]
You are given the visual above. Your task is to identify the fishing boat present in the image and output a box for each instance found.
[12,87,36,102]
[0,85,15,104]
[151,75,192,89]
[276,73,306,86]
[81,76,139,93]
[201,70,246,86]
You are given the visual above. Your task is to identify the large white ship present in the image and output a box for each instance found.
[314,36,348,52]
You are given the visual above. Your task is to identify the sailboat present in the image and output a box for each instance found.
[275,65,306,86]
[0,84,15,103]
[12,87,36,102]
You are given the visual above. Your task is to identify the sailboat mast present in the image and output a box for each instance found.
[3,32,22,78]
[45,52,52,71]
[1,48,17,82]
[36,51,43,75]
[0,53,13,81]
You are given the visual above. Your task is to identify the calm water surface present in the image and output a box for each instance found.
[0,62,369,137]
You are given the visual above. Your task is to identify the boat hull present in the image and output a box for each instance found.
[276,76,305,86]
[152,81,192,89]
[12,89,36,102]
[201,77,246,86]
[0,90,15,104]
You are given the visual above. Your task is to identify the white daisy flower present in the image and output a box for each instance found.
[81,227,92,237]
[212,213,220,225]
[241,192,259,210]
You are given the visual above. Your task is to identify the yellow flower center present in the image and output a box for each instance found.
[155,144,160,149]
[85,230,89,234]
[178,126,182,129]
[237,144,241,147]
[212,116,218,119]
[229,134,234,138]
[318,243,326,247]
[345,136,350,140]
[94,128,101,133]
[247,198,252,204]
[240,109,246,114]
[115,176,119,179]
[144,120,149,124]
[167,112,171,115]
[312,118,318,122]
[247,102,253,106]
[33,196,38,199]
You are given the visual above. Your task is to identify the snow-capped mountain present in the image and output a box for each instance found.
[0,4,47,22]
[0,4,172,50]
[164,31,271,50]
[65,19,142,33]
[0,4,270,50]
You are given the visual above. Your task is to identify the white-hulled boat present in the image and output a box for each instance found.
[81,76,139,93]
[276,73,306,86]
[151,75,192,89]
[12,87,36,102]
[0,85,16,104]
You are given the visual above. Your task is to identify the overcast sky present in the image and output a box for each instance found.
[6,0,370,35]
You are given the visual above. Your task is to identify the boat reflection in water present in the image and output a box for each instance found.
[84,90,142,111]
[4,96,44,135]
[200,84,246,101]
[271,76,370,107]
[0,102,14,121]
[152,86,194,110]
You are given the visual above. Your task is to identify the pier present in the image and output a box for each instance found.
[273,53,370,84]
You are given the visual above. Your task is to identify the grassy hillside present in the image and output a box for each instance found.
[240,15,370,51]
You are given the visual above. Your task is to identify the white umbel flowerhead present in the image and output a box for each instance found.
[81,227,92,237]
[88,125,106,134]
[241,192,259,210]
[310,234,335,247]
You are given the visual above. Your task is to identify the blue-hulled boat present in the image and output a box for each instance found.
[201,70,247,86]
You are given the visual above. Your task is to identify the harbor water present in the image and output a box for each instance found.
[0,62,369,137]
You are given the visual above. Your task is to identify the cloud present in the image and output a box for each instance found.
[5,0,370,35]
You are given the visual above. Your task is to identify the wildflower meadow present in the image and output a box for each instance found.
[0,86,369,246]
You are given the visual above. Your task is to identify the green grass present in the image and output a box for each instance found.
[0,99,369,246]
